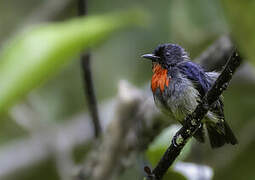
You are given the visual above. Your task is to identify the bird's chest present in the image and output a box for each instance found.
[151,64,170,93]
[152,71,199,121]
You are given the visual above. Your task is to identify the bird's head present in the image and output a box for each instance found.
[141,43,189,69]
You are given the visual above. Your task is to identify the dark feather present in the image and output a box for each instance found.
[178,61,225,117]
[177,61,211,97]
[206,121,238,148]
[178,61,238,148]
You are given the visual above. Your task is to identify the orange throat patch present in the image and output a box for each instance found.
[151,64,170,93]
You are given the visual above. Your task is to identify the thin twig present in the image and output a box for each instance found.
[146,50,242,180]
[78,0,102,137]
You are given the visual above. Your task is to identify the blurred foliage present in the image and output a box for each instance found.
[146,125,192,166]
[220,0,255,65]
[4,159,59,180]
[169,0,227,54]
[0,9,146,114]
[0,115,28,144]
[0,0,255,180]
[163,170,187,180]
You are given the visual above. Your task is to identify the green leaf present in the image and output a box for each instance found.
[163,170,187,180]
[146,125,193,167]
[0,9,147,114]
[220,0,255,64]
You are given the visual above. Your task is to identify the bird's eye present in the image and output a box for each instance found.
[166,52,170,56]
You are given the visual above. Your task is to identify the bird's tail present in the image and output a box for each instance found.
[206,121,238,148]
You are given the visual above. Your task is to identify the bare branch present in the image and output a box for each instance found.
[78,81,144,180]
[195,35,234,71]
[0,82,164,179]
[78,0,102,137]
[195,35,255,83]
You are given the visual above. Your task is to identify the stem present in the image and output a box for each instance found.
[78,0,102,137]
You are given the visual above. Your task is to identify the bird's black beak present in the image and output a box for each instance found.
[141,54,160,61]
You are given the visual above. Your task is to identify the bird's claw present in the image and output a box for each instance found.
[172,139,178,147]
[172,134,179,147]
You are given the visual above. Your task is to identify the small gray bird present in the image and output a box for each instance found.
[142,43,237,148]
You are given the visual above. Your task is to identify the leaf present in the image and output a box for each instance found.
[220,0,255,64]
[146,125,193,167]
[0,9,147,114]
[163,170,187,180]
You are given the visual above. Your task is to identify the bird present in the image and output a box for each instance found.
[141,43,237,148]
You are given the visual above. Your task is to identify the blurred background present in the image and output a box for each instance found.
[0,0,254,180]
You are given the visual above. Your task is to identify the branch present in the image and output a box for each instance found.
[195,35,234,71]
[0,82,165,179]
[146,50,242,180]
[76,81,172,180]
[78,0,102,137]
[77,81,143,180]
[195,35,255,84]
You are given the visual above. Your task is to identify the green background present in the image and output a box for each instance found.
[0,0,254,179]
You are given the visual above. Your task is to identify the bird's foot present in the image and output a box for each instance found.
[172,133,184,147]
